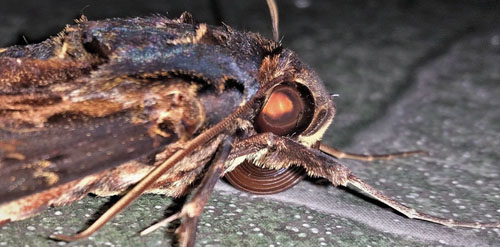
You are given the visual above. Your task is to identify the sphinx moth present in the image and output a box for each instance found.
[0,1,499,246]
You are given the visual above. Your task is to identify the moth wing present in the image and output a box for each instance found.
[0,112,172,204]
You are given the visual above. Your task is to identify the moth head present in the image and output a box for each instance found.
[254,49,336,146]
[224,48,336,194]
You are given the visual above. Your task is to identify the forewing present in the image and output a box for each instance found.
[0,112,173,204]
[0,15,254,205]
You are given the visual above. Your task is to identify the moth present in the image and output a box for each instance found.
[0,1,498,246]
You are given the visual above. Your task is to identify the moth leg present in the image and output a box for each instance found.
[319,143,427,162]
[231,133,500,228]
[346,174,500,228]
[141,137,233,247]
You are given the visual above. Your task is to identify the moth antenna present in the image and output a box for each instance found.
[266,0,279,42]
[22,35,29,45]
[79,4,90,16]
[51,78,278,242]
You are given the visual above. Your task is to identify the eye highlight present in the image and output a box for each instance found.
[261,91,294,119]
[255,84,314,136]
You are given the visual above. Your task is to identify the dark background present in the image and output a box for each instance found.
[1,1,499,246]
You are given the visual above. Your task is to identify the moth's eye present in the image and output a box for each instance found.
[256,84,313,136]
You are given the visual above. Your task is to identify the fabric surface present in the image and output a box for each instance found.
[0,1,499,246]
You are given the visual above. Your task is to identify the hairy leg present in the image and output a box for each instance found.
[346,175,499,228]
[141,137,233,247]
[319,143,427,162]
[230,133,500,228]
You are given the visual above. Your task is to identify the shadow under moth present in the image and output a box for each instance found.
[0,1,499,246]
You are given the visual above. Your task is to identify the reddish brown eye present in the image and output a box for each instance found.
[256,84,313,136]
[226,84,313,194]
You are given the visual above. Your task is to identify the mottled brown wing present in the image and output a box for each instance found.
[0,112,173,204]
[0,15,260,206]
